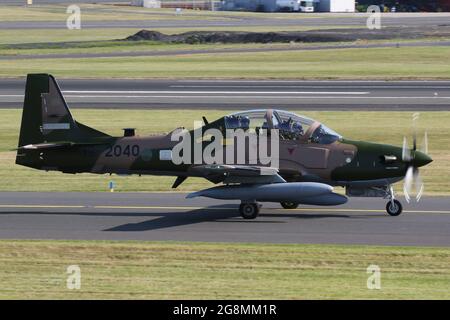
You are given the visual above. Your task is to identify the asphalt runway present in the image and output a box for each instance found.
[3,13,450,29]
[1,4,450,30]
[0,192,449,246]
[2,0,124,4]
[1,78,450,110]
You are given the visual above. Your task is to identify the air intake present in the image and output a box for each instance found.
[123,128,135,137]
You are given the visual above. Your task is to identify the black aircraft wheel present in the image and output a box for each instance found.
[239,203,259,219]
[386,199,403,216]
[280,201,299,210]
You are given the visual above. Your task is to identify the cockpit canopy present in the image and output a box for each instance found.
[224,109,341,144]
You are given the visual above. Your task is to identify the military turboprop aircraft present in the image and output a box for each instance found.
[16,74,433,219]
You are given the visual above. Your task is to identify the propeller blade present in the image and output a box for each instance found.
[403,166,424,203]
[421,131,428,155]
[403,166,414,203]
[402,113,427,203]
[402,137,411,162]
[412,113,420,151]
[414,169,424,202]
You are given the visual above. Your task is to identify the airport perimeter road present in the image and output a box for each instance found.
[0,192,449,246]
[2,13,450,29]
[1,78,450,110]
[2,0,125,4]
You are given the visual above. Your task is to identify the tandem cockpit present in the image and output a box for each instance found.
[224,109,342,144]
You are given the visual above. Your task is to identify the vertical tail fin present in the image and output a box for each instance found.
[17,73,109,148]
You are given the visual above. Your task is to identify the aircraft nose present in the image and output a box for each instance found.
[413,151,433,167]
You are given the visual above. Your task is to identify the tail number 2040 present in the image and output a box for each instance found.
[105,145,140,157]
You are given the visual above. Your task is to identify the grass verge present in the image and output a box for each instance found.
[1,38,446,57]
[0,109,448,194]
[1,46,450,79]
[0,41,310,57]
[0,240,448,299]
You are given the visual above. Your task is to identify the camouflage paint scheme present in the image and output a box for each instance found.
[16,74,432,195]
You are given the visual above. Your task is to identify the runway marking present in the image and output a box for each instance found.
[94,205,225,211]
[96,206,450,214]
[0,204,449,214]
[0,205,84,209]
[282,208,450,214]
[62,90,370,95]
[177,79,450,83]
[171,85,450,89]
[36,95,450,100]
[4,95,450,100]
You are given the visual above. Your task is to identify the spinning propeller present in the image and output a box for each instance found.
[402,113,432,203]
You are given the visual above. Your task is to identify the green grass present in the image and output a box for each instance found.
[2,37,446,57]
[0,109,448,194]
[0,29,142,46]
[1,4,449,80]
[0,240,448,299]
[1,46,449,79]
[0,41,303,57]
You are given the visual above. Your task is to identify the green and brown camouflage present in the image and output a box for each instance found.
[15,74,432,218]
[16,74,432,185]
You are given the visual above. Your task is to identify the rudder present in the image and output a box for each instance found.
[17,73,109,147]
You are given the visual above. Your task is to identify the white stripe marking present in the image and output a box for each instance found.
[42,123,70,130]
[2,94,450,100]
[62,90,370,95]
[176,79,450,83]
[62,95,450,99]
[171,85,450,89]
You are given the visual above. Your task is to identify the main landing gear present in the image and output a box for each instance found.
[280,201,299,209]
[239,201,299,219]
[385,185,403,216]
[239,202,261,219]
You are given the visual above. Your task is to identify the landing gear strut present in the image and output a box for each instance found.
[280,201,299,209]
[385,185,403,216]
[239,202,260,219]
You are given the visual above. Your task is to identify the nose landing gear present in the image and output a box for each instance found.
[386,199,403,216]
[385,185,403,216]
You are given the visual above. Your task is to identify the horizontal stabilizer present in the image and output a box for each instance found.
[16,141,108,151]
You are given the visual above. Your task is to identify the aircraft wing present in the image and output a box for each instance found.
[190,164,286,184]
